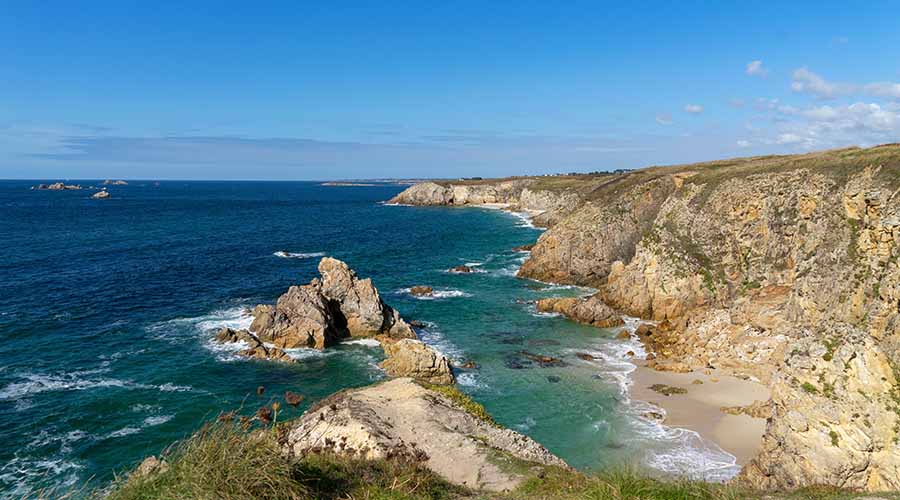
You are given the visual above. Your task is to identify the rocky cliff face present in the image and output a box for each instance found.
[285,378,567,492]
[388,178,583,228]
[391,145,900,491]
[519,147,900,491]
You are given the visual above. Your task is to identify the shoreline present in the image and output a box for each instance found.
[629,362,770,466]
[388,199,766,474]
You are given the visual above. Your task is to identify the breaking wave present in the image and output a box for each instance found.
[273,251,326,259]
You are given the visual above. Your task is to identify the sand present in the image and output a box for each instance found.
[630,364,771,465]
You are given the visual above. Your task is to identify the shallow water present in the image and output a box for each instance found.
[0,180,737,497]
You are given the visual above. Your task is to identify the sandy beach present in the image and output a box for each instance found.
[630,364,771,465]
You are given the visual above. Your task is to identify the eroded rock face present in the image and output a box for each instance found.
[535,295,624,328]
[380,339,454,385]
[741,327,900,491]
[216,327,295,363]
[235,258,415,355]
[284,378,567,491]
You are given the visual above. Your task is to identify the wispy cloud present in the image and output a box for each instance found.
[746,60,768,77]
[684,104,704,114]
[655,113,673,125]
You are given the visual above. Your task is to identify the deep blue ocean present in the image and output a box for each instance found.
[0,181,738,497]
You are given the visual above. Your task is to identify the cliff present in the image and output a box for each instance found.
[390,144,900,492]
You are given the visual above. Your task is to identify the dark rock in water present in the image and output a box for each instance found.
[285,391,305,407]
[449,265,474,273]
[527,339,561,347]
[460,360,478,369]
[518,351,567,368]
[409,285,434,296]
[604,441,626,449]
[615,330,631,340]
[257,385,265,396]
[504,355,533,370]
[591,374,605,380]
[513,244,534,252]
[500,337,525,345]
[547,375,561,383]
[409,319,427,328]
[576,352,598,361]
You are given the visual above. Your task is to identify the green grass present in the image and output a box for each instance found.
[48,419,900,500]
[420,382,498,426]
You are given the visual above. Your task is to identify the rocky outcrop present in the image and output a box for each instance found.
[216,327,295,363]
[408,285,433,296]
[232,258,415,356]
[535,295,624,328]
[102,179,128,185]
[92,190,111,199]
[379,339,454,385]
[387,179,585,228]
[34,182,82,190]
[284,378,567,491]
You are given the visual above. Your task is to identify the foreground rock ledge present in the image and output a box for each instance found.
[285,378,567,492]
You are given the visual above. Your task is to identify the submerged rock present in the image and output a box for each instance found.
[35,182,82,190]
[449,265,475,273]
[285,378,567,491]
[380,339,454,385]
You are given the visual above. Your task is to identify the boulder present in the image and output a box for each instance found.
[535,295,624,328]
[284,378,567,491]
[449,265,474,273]
[91,190,111,199]
[380,339,454,385]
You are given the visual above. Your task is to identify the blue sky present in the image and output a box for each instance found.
[3,1,900,180]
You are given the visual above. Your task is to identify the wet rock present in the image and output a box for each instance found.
[512,244,535,252]
[409,285,434,297]
[91,189,111,199]
[449,265,474,273]
[517,351,567,367]
[648,384,687,396]
[460,360,478,369]
[576,352,598,361]
[546,375,561,383]
[285,391,305,407]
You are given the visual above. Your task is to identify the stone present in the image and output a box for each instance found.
[133,456,168,478]
[409,285,434,296]
[380,339,455,385]
[285,378,568,491]
[91,190,111,199]
[449,265,474,273]
[535,295,624,328]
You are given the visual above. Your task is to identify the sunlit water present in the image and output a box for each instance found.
[0,181,737,497]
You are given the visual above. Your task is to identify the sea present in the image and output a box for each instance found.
[0,180,739,497]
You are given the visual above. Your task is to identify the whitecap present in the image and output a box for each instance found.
[396,288,472,300]
[273,251,326,259]
[157,383,192,392]
[143,415,174,426]
[342,338,381,347]
[455,372,486,389]
[531,311,561,318]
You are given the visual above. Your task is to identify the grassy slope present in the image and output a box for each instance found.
[47,419,898,500]
[433,144,900,203]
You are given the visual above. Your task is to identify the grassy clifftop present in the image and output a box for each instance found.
[47,420,900,500]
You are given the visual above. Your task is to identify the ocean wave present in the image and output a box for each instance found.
[531,311,561,318]
[273,251,326,259]
[415,326,463,361]
[455,372,486,389]
[396,288,472,300]
[106,414,173,440]
[0,370,193,401]
[341,338,381,347]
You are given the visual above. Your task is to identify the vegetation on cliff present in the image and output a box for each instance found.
[54,419,898,500]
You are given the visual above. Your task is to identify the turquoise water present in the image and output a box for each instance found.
[0,181,738,497]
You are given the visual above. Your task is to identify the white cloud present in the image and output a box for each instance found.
[655,113,673,125]
[684,104,704,114]
[865,82,900,99]
[776,133,804,145]
[746,60,768,77]
[758,101,900,150]
[791,67,856,99]
[736,140,751,148]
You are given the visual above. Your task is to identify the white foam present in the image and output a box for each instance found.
[342,338,381,347]
[106,414,174,440]
[456,372,486,389]
[531,311,561,318]
[283,347,336,360]
[0,369,193,401]
[273,251,326,259]
[415,326,463,361]
[397,288,472,300]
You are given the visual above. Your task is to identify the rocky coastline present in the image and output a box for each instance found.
[385,144,900,492]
